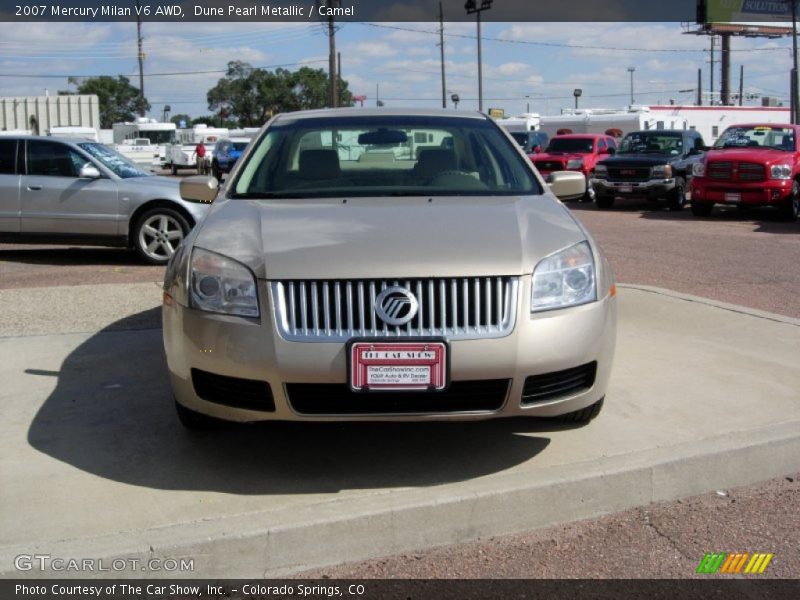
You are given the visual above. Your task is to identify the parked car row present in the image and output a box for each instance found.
[545,122,798,222]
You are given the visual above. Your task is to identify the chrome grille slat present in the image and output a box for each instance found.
[272,277,519,342]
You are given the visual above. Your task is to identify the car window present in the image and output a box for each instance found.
[618,132,682,155]
[77,142,148,178]
[26,140,85,177]
[597,139,606,151]
[0,139,16,174]
[232,115,541,198]
[547,138,595,153]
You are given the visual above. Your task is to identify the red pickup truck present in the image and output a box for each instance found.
[689,123,799,221]
[530,133,618,202]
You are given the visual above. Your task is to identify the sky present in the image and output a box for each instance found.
[0,19,795,121]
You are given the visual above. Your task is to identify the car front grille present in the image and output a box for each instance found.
[707,160,765,182]
[535,160,566,171]
[191,368,275,411]
[521,362,597,405]
[271,277,518,342]
[285,379,511,415]
[607,167,651,181]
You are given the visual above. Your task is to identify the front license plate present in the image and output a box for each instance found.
[618,185,633,193]
[349,341,448,392]
[724,192,741,203]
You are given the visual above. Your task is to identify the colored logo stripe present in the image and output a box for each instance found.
[697,552,774,574]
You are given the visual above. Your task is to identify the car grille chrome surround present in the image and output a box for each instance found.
[271,277,519,342]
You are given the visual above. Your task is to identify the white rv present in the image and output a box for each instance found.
[47,126,99,142]
[646,105,792,144]
[539,108,688,140]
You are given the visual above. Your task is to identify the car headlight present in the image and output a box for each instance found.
[692,161,706,177]
[770,164,792,180]
[531,241,597,312]
[652,164,673,178]
[190,248,259,317]
[594,164,608,178]
[566,158,584,169]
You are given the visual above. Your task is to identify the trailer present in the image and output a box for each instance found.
[539,108,688,140]
[112,119,177,171]
[647,105,791,144]
[165,124,229,174]
[0,94,100,133]
[47,126,99,142]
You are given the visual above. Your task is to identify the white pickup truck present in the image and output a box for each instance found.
[165,125,229,174]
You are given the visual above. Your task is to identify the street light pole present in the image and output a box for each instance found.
[791,0,799,124]
[465,0,493,112]
[628,66,636,105]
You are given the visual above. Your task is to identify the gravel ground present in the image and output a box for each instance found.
[294,474,799,579]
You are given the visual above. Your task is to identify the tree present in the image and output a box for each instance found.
[60,76,150,128]
[170,113,192,127]
[207,62,353,126]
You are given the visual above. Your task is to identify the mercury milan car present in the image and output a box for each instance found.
[0,136,211,264]
[162,109,617,428]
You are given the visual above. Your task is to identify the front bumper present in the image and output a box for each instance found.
[592,177,675,199]
[690,178,792,206]
[163,279,617,422]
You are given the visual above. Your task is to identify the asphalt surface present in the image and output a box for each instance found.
[1,199,798,580]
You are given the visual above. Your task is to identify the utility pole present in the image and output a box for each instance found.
[136,0,145,117]
[438,1,446,108]
[465,0,492,112]
[709,35,716,105]
[627,66,635,105]
[326,0,338,108]
[739,65,744,106]
[720,33,731,105]
[697,68,703,106]
[791,0,799,124]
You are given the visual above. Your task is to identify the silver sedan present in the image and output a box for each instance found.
[0,136,211,264]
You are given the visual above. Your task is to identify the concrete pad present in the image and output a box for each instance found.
[0,284,798,578]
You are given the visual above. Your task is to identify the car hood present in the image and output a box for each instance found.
[118,175,180,192]
[704,148,790,165]
[193,195,587,279]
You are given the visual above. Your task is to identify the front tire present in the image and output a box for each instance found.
[211,160,222,181]
[667,176,686,211]
[557,398,604,423]
[132,207,190,265]
[778,180,799,222]
[691,201,714,217]
[175,399,225,431]
[595,195,615,209]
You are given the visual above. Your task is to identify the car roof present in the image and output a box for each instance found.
[0,135,92,144]
[273,107,490,125]
[551,133,606,139]
[721,123,795,129]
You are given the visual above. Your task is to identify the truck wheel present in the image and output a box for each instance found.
[691,202,714,217]
[170,163,178,176]
[667,177,686,211]
[580,176,596,203]
[595,195,615,209]
[557,398,604,424]
[778,180,799,222]
[212,160,222,181]
[133,207,190,265]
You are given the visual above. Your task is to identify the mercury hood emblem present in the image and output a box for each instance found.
[375,286,419,326]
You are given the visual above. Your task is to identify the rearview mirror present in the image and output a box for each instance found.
[180,175,219,204]
[357,129,408,145]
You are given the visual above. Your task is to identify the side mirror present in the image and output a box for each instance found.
[599,147,611,155]
[79,164,101,179]
[548,170,586,201]
[180,175,219,204]
[532,145,543,154]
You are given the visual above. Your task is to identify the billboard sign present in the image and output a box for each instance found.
[701,0,794,24]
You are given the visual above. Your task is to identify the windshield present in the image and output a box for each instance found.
[232,142,248,151]
[232,115,541,199]
[139,130,176,144]
[547,138,595,153]
[714,126,795,151]
[618,132,683,155]
[78,142,149,178]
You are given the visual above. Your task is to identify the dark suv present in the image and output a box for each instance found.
[591,129,707,210]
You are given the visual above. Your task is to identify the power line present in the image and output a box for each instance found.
[0,60,328,79]
[359,22,794,54]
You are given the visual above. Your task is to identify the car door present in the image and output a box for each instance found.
[21,139,120,236]
[0,138,20,233]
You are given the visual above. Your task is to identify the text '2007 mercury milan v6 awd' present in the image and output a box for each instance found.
[162,109,617,428]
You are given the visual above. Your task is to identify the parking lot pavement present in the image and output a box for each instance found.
[1,283,798,578]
